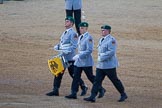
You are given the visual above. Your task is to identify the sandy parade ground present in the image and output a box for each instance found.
[0,0,162,108]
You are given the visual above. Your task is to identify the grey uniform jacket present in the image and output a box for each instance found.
[55,28,78,61]
[74,32,94,67]
[96,34,119,69]
[65,0,82,10]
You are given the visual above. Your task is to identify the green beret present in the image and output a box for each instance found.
[79,22,89,27]
[101,25,111,30]
[65,16,75,23]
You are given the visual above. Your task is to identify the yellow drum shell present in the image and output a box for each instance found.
[48,56,65,77]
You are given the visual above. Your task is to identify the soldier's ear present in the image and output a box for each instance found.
[108,29,111,33]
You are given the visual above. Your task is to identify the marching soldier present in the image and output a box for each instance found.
[84,25,128,102]
[46,16,87,96]
[65,22,106,99]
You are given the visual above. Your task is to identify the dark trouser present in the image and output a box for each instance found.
[53,61,85,90]
[0,0,3,4]
[71,66,95,93]
[91,68,125,97]
[66,9,81,35]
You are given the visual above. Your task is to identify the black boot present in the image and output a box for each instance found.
[98,88,106,98]
[65,92,77,99]
[118,93,128,102]
[46,88,59,96]
[80,86,88,96]
[46,91,59,96]
[84,95,96,102]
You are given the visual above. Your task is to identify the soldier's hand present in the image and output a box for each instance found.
[97,56,102,62]
[62,50,70,54]
[54,45,59,50]
[72,55,79,61]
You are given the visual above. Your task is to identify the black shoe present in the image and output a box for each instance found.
[65,94,77,99]
[46,91,59,96]
[118,93,128,102]
[80,86,88,96]
[98,88,106,98]
[84,96,96,102]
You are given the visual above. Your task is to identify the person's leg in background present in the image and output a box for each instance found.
[66,9,81,35]
[74,9,81,35]
[66,9,73,17]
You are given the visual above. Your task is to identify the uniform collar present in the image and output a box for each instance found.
[103,34,111,39]
[65,27,73,33]
[99,34,111,44]
[82,32,88,38]
[79,32,88,41]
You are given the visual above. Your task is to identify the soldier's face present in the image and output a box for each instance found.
[65,20,73,28]
[101,29,109,36]
[80,27,87,34]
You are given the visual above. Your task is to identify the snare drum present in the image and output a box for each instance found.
[48,56,66,77]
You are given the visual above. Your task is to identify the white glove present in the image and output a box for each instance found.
[60,44,71,50]
[97,56,102,62]
[99,53,107,56]
[62,50,70,54]
[54,45,59,50]
[72,55,79,61]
